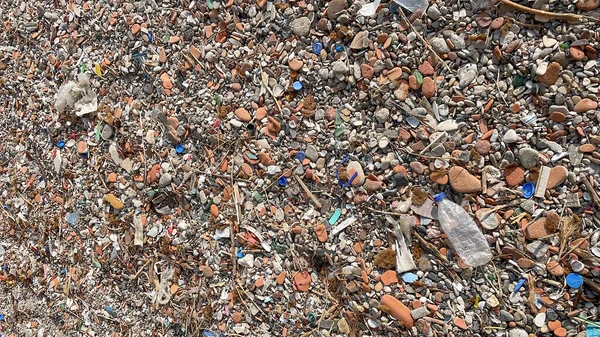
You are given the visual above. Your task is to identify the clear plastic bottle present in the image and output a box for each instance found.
[434,193,492,267]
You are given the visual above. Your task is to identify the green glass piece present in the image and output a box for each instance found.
[512,75,524,88]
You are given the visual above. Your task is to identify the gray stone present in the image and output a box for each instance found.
[375,108,390,123]
[305,145,319,162]
[332,61,349,75]
[450,34,466,49]
[101,125,114,140]
[430,37,450,53]
[568,144,583,166]
[508,328,528,337]
[519,148,539,169]
[159,173,172,187]
[427,5,441,20]
[291,17,311,37]
[410,307,430,320]
[500,310,515,321]
[418,257,433,271]
[503,129,518,143]
[350,31,369,49]
[437,119,459,131]
[458,64,477,88]
[327,0,347,19]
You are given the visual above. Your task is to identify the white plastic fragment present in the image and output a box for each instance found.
[331,216,357,236]
[357,0,381,16]
[54,73,98,116]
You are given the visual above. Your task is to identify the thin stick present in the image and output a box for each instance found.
[581,174,600,208]
[231,177,241,282]
[294,175,322,208]
[412,230,449,264]
[259,64,282,113]
[129,259,152,280]
[498,0,596,22]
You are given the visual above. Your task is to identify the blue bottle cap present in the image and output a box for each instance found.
[278,176,288,187]
[296,151,306,161]
[176,144,184,154]
[293,81,303,91]
[335,45,344,52]
[566,273,583,288]
[57,140,65,148]
[312,42,323,54]
[433,192,446,202]
[522,182,535,198]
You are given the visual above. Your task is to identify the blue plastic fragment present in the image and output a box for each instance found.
[0,313,4,320]
[296,151,306,161]
[514,278,526,293]
[402,272,419,283]
[335,45,344,52]
[566,273,583,288]
[237,248,244,258]
[293,81,303,91]
[105,305,114,316]
[588,324,600,337]
[65,211,79,225]
[335,155,358,187]
[176,144,184,154]
[278,176,288,187]
[56,140,65,148]
[522,182,535,199]
[312,42,323,54]
[329,208,342,225]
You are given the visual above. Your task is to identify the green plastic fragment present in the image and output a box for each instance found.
[414,70,423,84]
[334,126,344,138]
[329,208,342,225]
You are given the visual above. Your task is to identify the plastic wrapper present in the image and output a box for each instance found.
[54,73,98,116]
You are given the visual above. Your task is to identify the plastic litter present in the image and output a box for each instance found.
[278,176,288,187]
[56,140,65,149]
[566,273,583,288]
[293,81,303,91]
[176,144,184,154]
[433,193,492,267]
[295,151,306,161]
[357,0,381,16]
[329,208,342,225]
[336,155,358,187]
[514,278,526,293]
[522,182,535,198]
[54,73,98,116]
[392,0,428,13]
[312,42,323,54]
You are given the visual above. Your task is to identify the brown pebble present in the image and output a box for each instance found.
[490,17,504,29]
[546,261,564,276]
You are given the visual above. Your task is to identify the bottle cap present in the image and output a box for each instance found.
[293,81,303,91]
[278,176,288,187]
[566,273,583,288]
[176,144,184,154]
[433,192,446,202]
[296,151,306,161]
[56,140,65,148]
[312,42,323,54]
[522,182,535,198]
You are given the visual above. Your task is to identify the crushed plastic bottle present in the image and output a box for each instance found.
[433,193,492,267]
